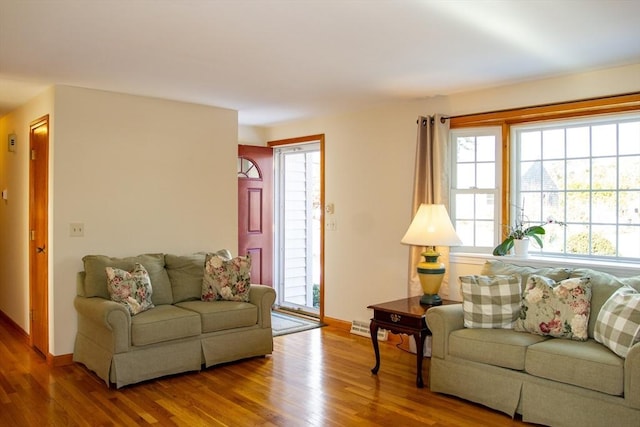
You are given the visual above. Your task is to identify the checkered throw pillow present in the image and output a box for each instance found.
[594,286,640,358]
[460,274,522,329]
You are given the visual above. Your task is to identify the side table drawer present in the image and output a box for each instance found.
[374,311,425,330]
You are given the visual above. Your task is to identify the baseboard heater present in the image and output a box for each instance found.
[350,320,388,341]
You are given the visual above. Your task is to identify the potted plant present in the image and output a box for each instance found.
[493,201,564,256]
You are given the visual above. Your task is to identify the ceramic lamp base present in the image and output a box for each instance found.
[416,248,445,306]
[419,293,442,305]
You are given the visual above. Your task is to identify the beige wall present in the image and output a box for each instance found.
[0,87,55,331]
[1,86,238,356]
[264,63,640,326]
[239,125,267,146]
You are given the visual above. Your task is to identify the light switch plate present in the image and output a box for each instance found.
[8,134,16,152]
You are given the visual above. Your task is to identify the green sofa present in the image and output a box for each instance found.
[426,260,640,427]
[73,253,275,388]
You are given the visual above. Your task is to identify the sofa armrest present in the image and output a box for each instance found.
[625,341,640,408]
[249,284,276,328]
[426,304,464,359]
[74,296,131,353]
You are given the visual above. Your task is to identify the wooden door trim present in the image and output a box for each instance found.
[268,134,325,321]
[29,114,49,360]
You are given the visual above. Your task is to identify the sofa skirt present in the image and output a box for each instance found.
[112,339,202,388]
[522,380,640,427]
[430,356,640,427]
[430,356,523,417]
[201,327,273,368]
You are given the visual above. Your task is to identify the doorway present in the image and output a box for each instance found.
[270,136,324,318]
[29,115,49,358]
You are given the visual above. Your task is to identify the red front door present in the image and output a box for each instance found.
[238,145,273,286]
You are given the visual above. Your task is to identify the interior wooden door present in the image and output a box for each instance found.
[29,115,49,357]
[238,145,273,286]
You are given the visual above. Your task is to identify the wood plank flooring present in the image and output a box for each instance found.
[0,317,529,426]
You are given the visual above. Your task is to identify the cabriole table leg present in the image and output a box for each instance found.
[370,320,380,375]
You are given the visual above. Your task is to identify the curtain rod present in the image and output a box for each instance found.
[417,115,450,126]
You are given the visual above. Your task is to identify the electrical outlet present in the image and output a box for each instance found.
[70,223,84,237]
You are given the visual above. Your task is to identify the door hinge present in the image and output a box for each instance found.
[30,230,35,241]
[31,149,36,160]
[30,310,34,321]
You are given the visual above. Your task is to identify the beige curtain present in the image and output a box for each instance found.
[407,114,451,296]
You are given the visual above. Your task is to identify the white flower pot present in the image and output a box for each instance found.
[513,239,530,257]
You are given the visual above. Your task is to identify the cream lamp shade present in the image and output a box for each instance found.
[401,204,462,305]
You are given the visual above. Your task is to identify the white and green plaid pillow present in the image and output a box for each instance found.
[594,286,640,358]
[460,274,522,329]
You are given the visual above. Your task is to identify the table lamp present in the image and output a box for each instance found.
[401,204,462,305]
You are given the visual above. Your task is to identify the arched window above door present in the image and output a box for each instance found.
[237,157,261,179]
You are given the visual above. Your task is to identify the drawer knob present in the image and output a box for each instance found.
[390,314,401,322]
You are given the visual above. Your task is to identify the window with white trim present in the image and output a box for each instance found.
[512,112,640,259]
[450,127,502,252]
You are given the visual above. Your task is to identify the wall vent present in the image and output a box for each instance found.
[350,320,388,341]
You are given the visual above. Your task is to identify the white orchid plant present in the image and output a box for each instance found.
[493,200,565,256]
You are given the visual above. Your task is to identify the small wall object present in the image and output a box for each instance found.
[8,134,17,152]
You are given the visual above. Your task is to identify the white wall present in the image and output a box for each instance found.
[1,85,239,356]
[0,87,54,331]
[239,124,267,146]
[264,63,640,326]
[50,86,238,355]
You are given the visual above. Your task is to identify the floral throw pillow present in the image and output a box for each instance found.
[515,275,592,341]
[105,263,154,315]
[201,253,251,302]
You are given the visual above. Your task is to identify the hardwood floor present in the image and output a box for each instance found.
[0,317,529,426]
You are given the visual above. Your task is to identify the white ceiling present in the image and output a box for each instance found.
[1,0,640,126]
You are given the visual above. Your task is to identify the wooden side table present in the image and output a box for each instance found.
[368,296,457,388]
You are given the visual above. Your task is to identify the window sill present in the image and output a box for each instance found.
[450,252,640,278]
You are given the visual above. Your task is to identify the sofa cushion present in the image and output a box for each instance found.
[515,275,592,341]
[460,274,522,329]
[83,253,173,305]
[105,263,154,315]
[594,286,640,358]
[165,253,207,303]
[176,300,258,333]
[202,253,251,302]
[165,250,233,303]
[571,268,640,337]
[449,328,548,370]
[130,305,201,346]
[525,338,624,396]
[481,260,572,289]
